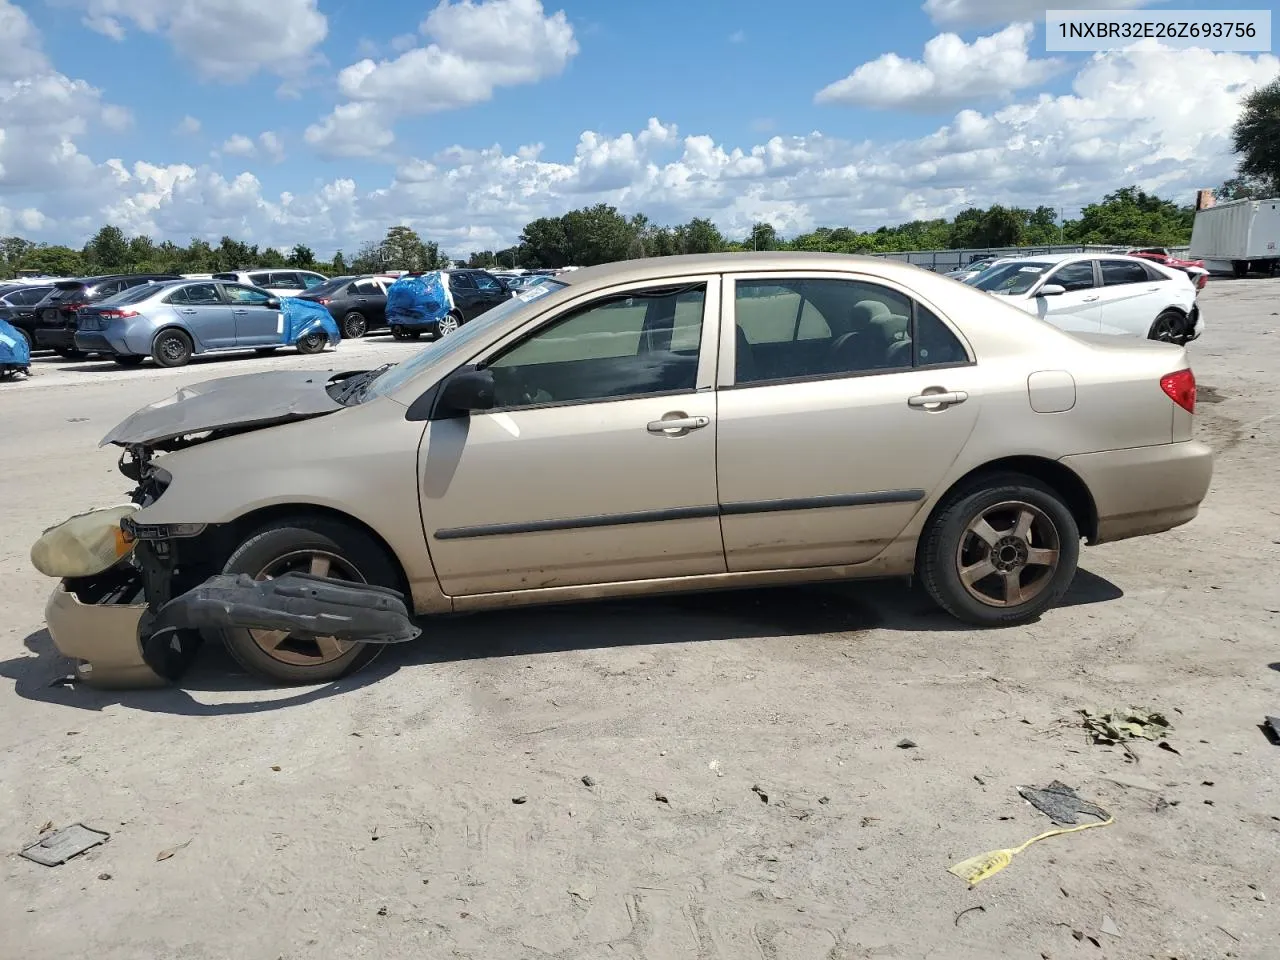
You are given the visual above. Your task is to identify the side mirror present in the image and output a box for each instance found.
[266,297,281,309]
[438,368,496,416]
[1038,284,1066,297]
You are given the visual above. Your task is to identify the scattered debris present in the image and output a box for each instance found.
[511,795,528,805]
[377,906,387,917]
[948,785,1114,886]
[1071,930,1085,942]
[47,675,77,688]
[581,775,596,788]
[38,821,53,834]
[1080,706,1173,747]
[21,824,109,866]
[896,738,918,749]
[954,904,985,927]
[1217,925,1241,942]
[97,872,111,881]
[973,775,986,786]
[568,882,595,902]
[1202,781,1215,787]
[1101,915,1121,938]
[1017,781,1111,826]
[155,839,191,862]
[1060,886,1069,898]
[818,796,830,805]
[1264,716,1280,743]
[751,784,769,804]
[270,765,281,772]
[654,792,669,804]
[860,816,879,828]
[1158,742,1182,756]
[1256,891,1267,902]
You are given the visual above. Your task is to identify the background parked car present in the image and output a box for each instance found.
[969,253,1201,343]
[72,279,331,367]
[33,275,182,357]
[1125,248,1209,290]
[298,274,397,338]
[447,268,512,322]
[0,283,54,350]
[211,270,329,298]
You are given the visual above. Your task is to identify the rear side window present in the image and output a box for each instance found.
[301,273,326,289]
[269,272,304,289]
[473,273,502,292]
[166,287,191,305]
[9,287,51,305]
[352,279,380,295]
[450,273,477,290]
[248,272,272,286]
[1100,260,1150,286]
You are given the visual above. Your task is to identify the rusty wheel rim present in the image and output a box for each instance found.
[955,500,1061,608]
[249,550,365,666]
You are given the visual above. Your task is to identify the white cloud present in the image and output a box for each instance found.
[0,0,50,78]
[307,0,577,158]
[101,103,134,131]
[390,32,417,52]
[220,134,256,157]
[174,114,201,136]
[259,131,285,163]
[729,30,745,44]
[923,0,1156,27]
[817,23,1062,109]
[61,0,327,85]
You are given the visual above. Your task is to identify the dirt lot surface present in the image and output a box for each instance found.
[2,291,1278,960]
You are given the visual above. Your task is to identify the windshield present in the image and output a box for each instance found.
[368,279,567,398]
[307,276,355,297]
[969,261,1052,295]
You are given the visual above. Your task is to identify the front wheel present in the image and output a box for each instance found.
[436,311,462,337]
[919,474,1080,626]
[214,519,400,685]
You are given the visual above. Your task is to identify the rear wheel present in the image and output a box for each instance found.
[296,332,327,354]
[1148,310,1185,344]
[437,311,462,337]
[214,519,400,685]
[152,329,193,368]
[112,355,145,367]
[340,311,368,339]
[920,473,1080,626]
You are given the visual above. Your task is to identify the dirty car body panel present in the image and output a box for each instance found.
[39,252,1213,686]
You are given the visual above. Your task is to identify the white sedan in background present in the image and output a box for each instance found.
[968,253,1202,344]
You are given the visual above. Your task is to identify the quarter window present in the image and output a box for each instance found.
[1047,262,1096,292]
[269,272,304,290]
[450,273,476,290]
[1100,260,1151,286]
[734,278,942,384]
[352,279,381,295]
[485,284,706,408]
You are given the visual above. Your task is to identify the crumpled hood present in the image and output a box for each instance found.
[101,369,346,448]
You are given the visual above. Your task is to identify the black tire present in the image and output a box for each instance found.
[296,332,327,355]
[112,355,145,367]
[391,327,421,341]
[214,518,401,685]
[1232,260,1248,279]
[254,347,280,355]
[57,348,87,360]
[152,328,193,368]
[1148,310,1185,344]
[341,311,368,339]
[919,472,1080,627]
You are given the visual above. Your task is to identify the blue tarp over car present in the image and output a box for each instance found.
[385,272,451,330]
[280,296,341,346]
[0,316,31,373]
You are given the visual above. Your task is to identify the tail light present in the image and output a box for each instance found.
[98,309,139,319]
[1160,369,1196,413]
[64,302,87,312]
[316,298,330,305]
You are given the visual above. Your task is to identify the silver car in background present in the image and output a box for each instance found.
[73,279,331,367]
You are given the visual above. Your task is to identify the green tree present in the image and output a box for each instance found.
[1216,175,1274,201]
[215,236,253,271]
[350,239,387,273]
[1064,186,1194,245]
[288,244,315,268]
[85,225,130,271]
[675,217,725,254]
[383,225,430,271]
[19,245,84,276]
[331,250,347,273]
[1231,76,1280,196]
[749,222,779,251]
[258,247,286,268]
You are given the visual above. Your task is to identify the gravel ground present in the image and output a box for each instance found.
[1,289,1278,960]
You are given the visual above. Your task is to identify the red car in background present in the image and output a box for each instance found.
[1126,248,1209,290]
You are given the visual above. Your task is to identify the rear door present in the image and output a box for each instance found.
[166,283,235,349]
[350,278,387,324]
[448,272,482,319]
[221,283,280,345]
[472,271,512,314]
[1094,258,1166,336]
[716,272,981,571]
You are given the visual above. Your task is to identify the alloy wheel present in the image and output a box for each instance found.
[249,549,365,666]
[437,314,460,336]
[954,500,1061,608]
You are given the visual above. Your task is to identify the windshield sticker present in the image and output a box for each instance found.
[517,283,557,303]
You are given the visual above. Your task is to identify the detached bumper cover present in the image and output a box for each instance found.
[45,584,165,688]
[150,573,421,644]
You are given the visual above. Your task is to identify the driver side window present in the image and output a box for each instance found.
[485,285,706,409]
[1047,261,1096,292]
[223,284,271,305]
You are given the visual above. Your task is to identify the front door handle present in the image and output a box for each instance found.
[647,414,710,435]
[908,391,968,409]
[1082,295,1100,302]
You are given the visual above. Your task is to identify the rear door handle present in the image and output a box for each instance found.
[1082,295,1100,302]
[908,391,968,409]
[647,415,710,434]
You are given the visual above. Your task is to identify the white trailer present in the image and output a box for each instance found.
[1189,197,1280,277]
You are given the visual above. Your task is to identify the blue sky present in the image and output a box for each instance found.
[2,0,1276,254]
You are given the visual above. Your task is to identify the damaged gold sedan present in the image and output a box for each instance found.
[33,253,1213,687]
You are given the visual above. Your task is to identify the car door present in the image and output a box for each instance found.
[471,271,512,314]
[1093,258,1166,336]
[166,283,236,349]
[221,283,280,345]
[1031,260,1101,331]
[448,272,482,320]
[350,278,387,324]
[716,272,981,571]
[419,278,724,596]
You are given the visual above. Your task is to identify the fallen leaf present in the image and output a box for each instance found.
[156,840,191,862]
[38,821,53,834]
